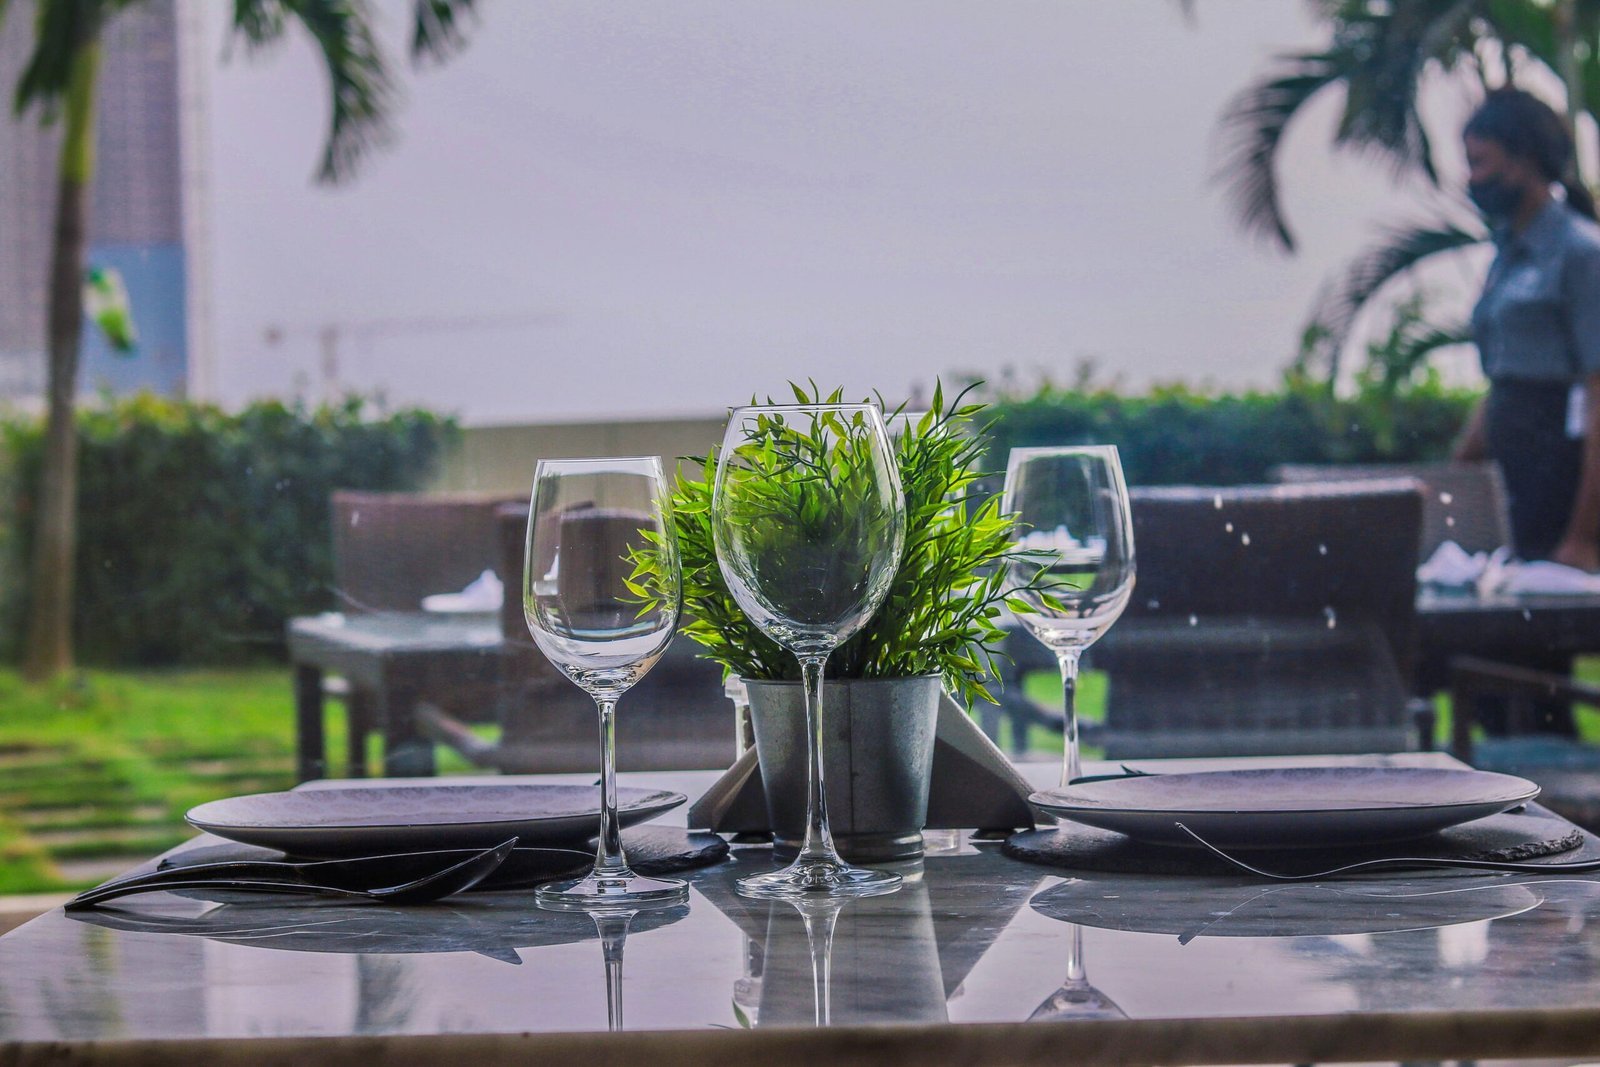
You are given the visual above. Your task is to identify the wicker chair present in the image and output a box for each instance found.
[1080,480,1430,759]
[417,503,734,773]
[310,491,523,775]
[330,490,522,614]
[1272,461,1510,558]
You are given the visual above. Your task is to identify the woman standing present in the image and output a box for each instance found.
[1454,88,1600,572]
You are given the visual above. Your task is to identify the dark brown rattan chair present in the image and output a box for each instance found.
[1272,461,1510,558]
[330,490,522,614]
[320,491,520,774]
[418,503,733,773]
[1080,479,1430,759]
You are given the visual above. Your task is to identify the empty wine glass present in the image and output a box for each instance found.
[1002,446,1136,786]
[713,403,906,899]
[1028,923,1127,1022]
[525,457,687,910]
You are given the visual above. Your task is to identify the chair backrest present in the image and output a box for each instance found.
[1272,461,1510,557]
[495,503,733,772]
[1087,479,1424,758]
[330,491,522,613]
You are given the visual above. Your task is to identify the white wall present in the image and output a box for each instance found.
[198,2,1485,426]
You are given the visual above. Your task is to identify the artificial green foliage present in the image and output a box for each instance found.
[979,375,1477,487]
[0,394,456,666]
[639,382,1027,706]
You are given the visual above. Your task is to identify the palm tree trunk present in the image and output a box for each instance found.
[21,39,100,682]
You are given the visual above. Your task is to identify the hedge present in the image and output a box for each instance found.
[979,378,1479,486]
[0,394,457,666]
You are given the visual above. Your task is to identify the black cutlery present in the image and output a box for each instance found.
[66,839,518,908]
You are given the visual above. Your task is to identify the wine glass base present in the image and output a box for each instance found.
[535,871,688,912]
[736,857,902,900]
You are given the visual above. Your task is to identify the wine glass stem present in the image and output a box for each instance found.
[593,695,628,879]
[1056,649,1082,787]
[595,913,630,1032]
[803,905,841,1027]
[796,654,841,865]
[1065,922,1086,984]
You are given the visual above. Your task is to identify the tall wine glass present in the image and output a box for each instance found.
[524,457,687,910]
[1002,446,1135,786]
[713,403,906,899]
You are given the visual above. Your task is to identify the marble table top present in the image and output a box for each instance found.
[4,753,1600,1066]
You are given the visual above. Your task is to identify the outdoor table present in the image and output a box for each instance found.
[1415,586,1600,690]
[4,753,1600,1066]
[288,612,503,781]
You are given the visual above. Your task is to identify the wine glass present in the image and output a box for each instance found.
[524,457,687,911]
[1002,446,1136,786]
[1028,923,1127,1022]
[712,403,906,898]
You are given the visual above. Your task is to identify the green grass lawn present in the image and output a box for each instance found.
[0,667,493,895]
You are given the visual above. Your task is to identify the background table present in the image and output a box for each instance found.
[1416,586,1600,690]
[288,612,503,780]
[5,755,1600,1066]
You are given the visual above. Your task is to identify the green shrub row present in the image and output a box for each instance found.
[978,377,1479,486]
[0,395,458,666]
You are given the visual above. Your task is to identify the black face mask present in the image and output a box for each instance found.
[1469,178,1522,223]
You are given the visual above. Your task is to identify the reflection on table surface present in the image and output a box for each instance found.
[8,831,1600,1042]
[3,756,1600,1058]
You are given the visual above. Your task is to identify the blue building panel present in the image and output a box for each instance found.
[79,242,188,397]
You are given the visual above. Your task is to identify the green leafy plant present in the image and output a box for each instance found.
[635,382,1026,706]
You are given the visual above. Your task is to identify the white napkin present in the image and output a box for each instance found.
[421,569,504,612]
[1494,560,1600,595]
[1416,541,1489,587]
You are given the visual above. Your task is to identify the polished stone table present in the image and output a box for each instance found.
[5,754,1600,1066]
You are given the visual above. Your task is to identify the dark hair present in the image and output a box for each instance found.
[1464,87,1596,221]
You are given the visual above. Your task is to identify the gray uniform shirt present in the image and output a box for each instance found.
[1472,200,1600,382]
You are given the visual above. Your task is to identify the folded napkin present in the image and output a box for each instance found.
[422,568,504,613]
[1416,540,1491,586]
[1417,543,1600,595]
[1495,559,1600,596]
[687,692,1038,836]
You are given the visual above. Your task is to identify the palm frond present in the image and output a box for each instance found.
[231,0,397,184]
[1387,319,1473,367]
[13,0,110,119]
[1328,0,1482,186]
[231,0,288,48]
[1213,53,1343,252]
[1311,215,1485,355]
[411,0,477,65]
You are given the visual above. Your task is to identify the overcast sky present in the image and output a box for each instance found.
[199,1,1491,426]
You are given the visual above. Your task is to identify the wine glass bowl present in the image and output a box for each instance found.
[524,458,688,911]
[713,404,906,898]
[1002,446,1135,786]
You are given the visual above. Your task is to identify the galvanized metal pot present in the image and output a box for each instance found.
[744,675,942,862]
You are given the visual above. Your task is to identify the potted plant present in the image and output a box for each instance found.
[633,383,1030,860]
